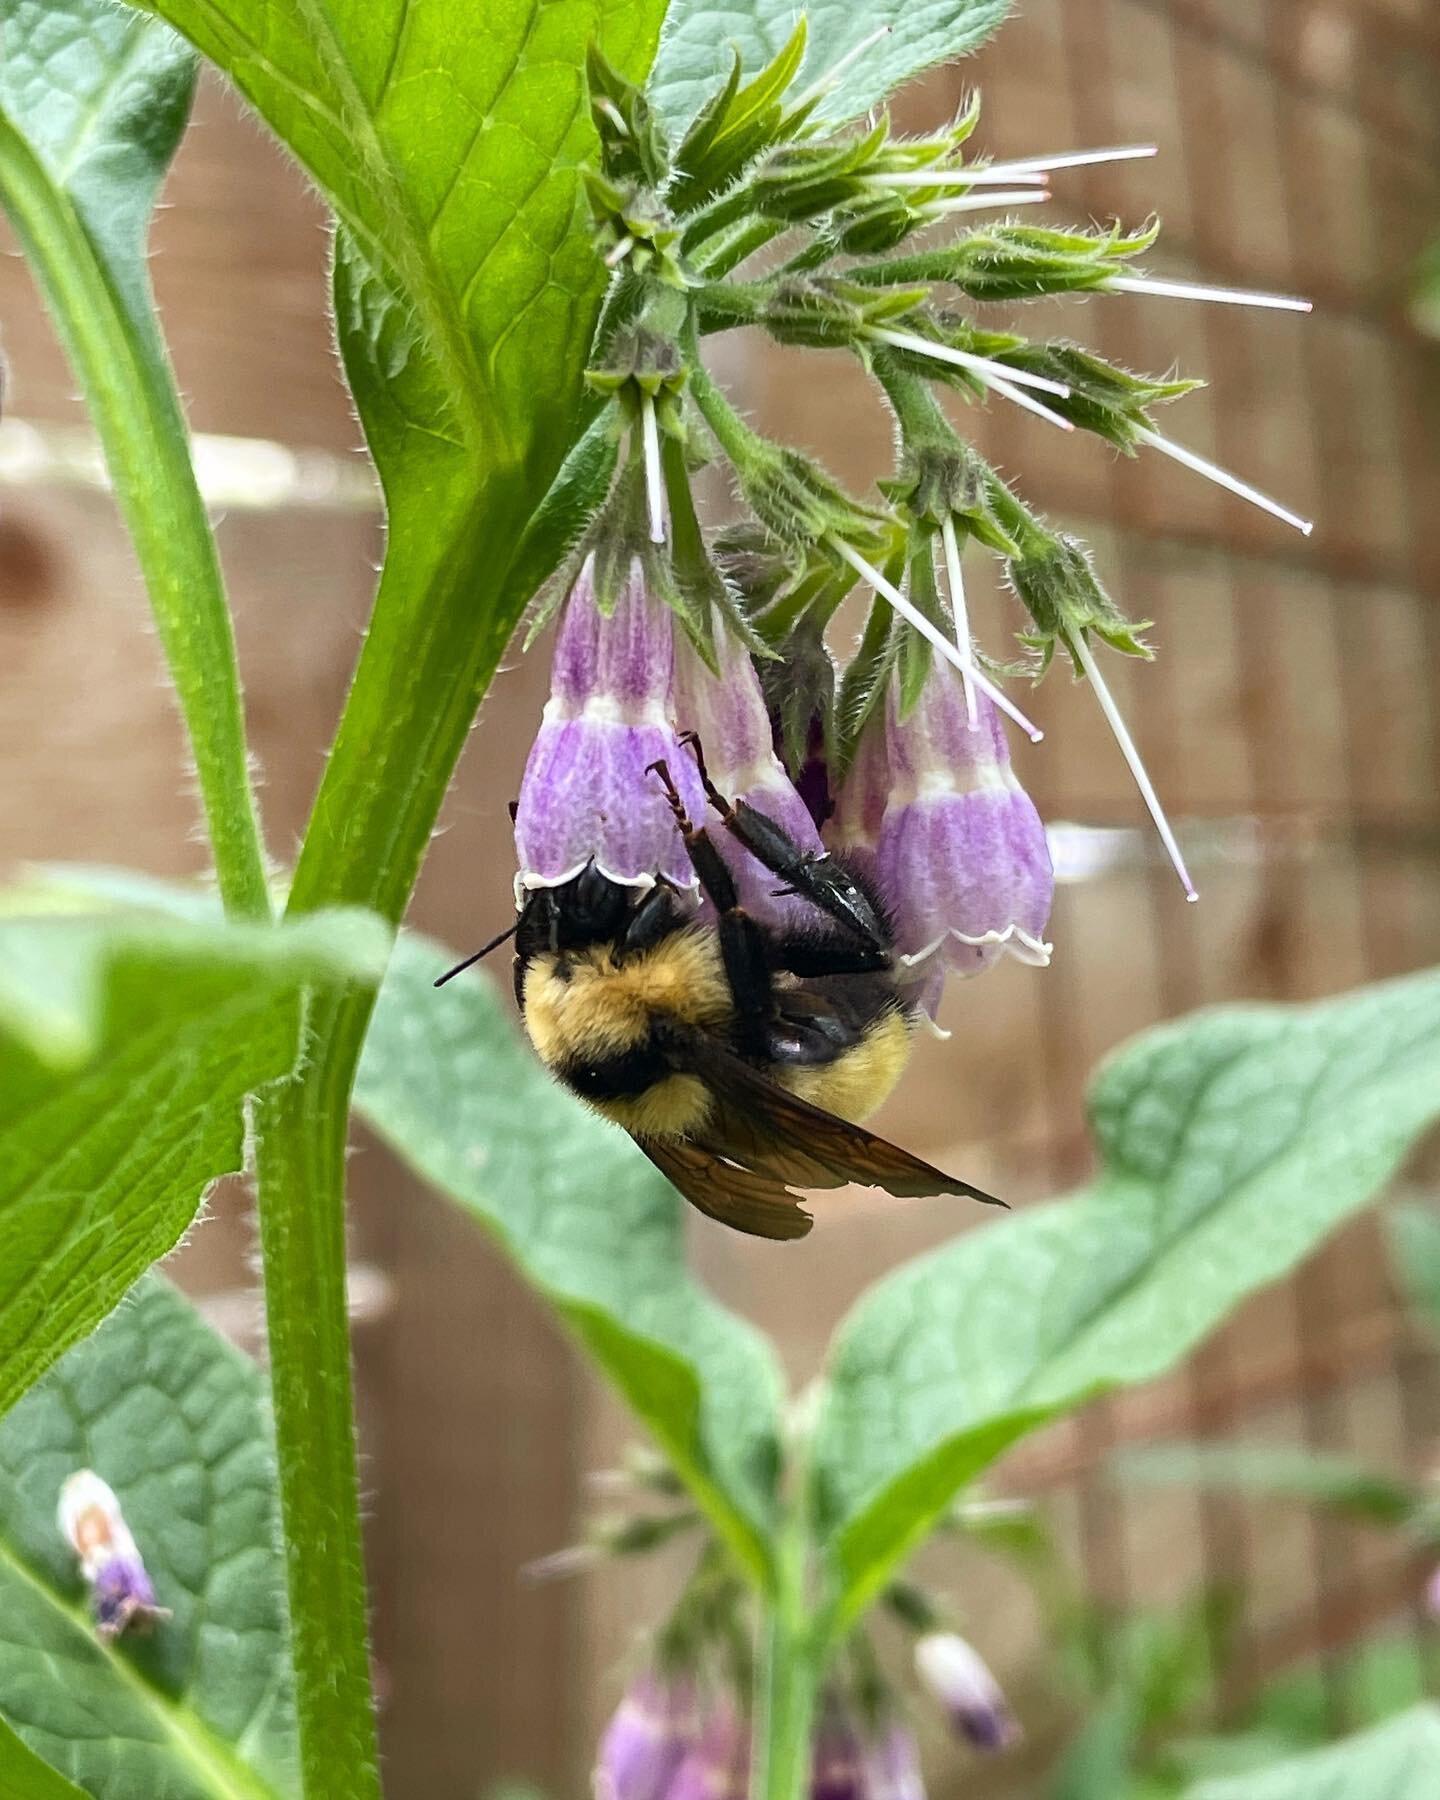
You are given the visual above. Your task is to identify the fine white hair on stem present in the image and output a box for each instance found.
[940,514,979,729]
[866,328,1072,398]
[1070,630,1198,900]
[1134,426,1314,535]
[640,392,665,544]
[1108,274,1312,312]
[828,536,1044,742]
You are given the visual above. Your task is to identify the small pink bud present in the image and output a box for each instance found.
[914,1632,1019,1752]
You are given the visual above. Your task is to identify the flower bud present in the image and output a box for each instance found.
[675,628,827,927]
[861,1722,927,1800]
[664,1699,749,1800]
[810,1693,866,1800]
[874,669,1052,994]
[913,1632,1018,1752]
[58,1470,166,1638]
[515,557,705,900]
[594,1670,698,1800]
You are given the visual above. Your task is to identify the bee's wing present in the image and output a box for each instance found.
[678,1031,1004,1208]
[636,1136,814,1241]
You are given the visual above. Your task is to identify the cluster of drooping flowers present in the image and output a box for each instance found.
[511,22,1313,1002]
[544,1448,1022,1799]
[58,1469,167,1638]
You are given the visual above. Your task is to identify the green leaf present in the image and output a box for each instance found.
[0,0,270,919]
[1118,1442,1427,1529]
[811,969,1440,1630]
[1183,1707,1440,1800]
[353,934,786,1588]
[1386,1202,1440,1339]
[0,895,389,1418]
[0,1718,87,1799]
[650,0,1011,134]
[0,1276,296,1799]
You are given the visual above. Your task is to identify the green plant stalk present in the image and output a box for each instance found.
[253,483,540,1794]
[0,118,269,922]
[754,1533,822,1800]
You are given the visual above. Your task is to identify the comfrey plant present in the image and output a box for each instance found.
[1,2,1439,1799]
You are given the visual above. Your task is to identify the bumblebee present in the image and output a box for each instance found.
[442,735,999,1239]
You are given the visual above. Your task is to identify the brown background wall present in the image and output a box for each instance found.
[1,0,1437,1794]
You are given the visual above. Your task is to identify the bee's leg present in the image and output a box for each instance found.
[648,758,778,1050]
[678,732,890,957]
[620,879,687,955]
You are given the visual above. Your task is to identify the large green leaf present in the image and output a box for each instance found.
[1184,1707,1440,1800]
[0,898,388,1418]
[353,934,786,1588]
[0,1277,295,1800]
[811,970,1440,1628]
[649,0,1011,133]
[0,1,269,921]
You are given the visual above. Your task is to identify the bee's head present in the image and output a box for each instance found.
[515,865,635,961]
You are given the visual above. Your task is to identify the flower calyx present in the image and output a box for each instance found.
[1006,530,1152,670]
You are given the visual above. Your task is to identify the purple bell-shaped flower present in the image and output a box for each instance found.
[809,1693,867,1800]
[861,1721,927,1800]
[664,1699,749,1799]
[874,667,1052,992]
[515,557,705,901]
[593,1669,698,1800]
[675,626,827,926]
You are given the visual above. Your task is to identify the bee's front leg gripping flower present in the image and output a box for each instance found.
[514,556,706,900]
[674,626,829,927]
[873,665,1053,997]
[58,1470,168,1638]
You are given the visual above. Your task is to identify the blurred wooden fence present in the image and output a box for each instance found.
[1,0,1437,1794]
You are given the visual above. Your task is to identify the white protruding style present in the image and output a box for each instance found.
[866,328,1072,398]
[940,515,979,729]
[972,143,1158,179]
[1070,630,1198,901]
[1134,426,1314,535]
[640,392,666,545]
[603,234,635,269]
[922,189,1052,214]
[828,537,1044,742]
[981,373,1075,431]
[1108,274,1312,312]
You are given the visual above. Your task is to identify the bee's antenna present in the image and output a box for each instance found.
[433,920,519,988]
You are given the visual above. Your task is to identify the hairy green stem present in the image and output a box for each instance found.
[754,1519,822,1800]
[0,119,270,922]
[255,477,546,1794]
